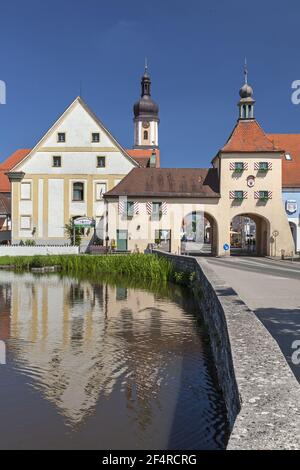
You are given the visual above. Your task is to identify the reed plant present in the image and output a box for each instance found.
[0,254,175,282]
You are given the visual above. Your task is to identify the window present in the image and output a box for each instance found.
[143,130,148,140]
[20,215,31,230]
[285,153,292,161]
[259,162,269,171]
[92,132,100,143]
[126,201,134,218]
[73,182,84,201]
[95,182,107,200]
[21,182,31,200]
[97,156,106,168]
[152,202,162,219]
[234,191,244,200]
[52,156,61,167]
[234,162,244,172]
[57,132,65,143]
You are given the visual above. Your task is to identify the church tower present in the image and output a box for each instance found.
[133,61,159,149]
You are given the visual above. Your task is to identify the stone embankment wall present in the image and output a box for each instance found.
[154,251,300,450]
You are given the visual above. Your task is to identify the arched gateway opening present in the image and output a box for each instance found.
[289,221,297,252]
[181,211,218,256]
[230,213,270,256]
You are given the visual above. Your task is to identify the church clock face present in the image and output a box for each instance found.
[142,121,150,129]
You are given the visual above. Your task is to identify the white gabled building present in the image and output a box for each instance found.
[7,96,137,246]
[6,72,160,248]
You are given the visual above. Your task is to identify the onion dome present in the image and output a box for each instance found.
[133,68,159,120]
[239,83,253,99]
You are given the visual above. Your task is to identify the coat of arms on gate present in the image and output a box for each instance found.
[286,200,297,214]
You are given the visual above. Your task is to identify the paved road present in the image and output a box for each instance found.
[204,256,300,383]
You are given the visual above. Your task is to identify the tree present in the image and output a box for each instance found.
[65,218,82,246]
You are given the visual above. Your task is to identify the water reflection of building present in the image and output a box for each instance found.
[0,272,201,429]
[0,281,11,340]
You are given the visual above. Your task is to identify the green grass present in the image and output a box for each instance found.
[0,254,177,282]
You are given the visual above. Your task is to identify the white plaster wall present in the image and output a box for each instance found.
[93,199,105,217]
[70,202,87,217]
[40,101,118,147]
[16,101,136,175]
[0,246,79,256]
[150,121,158,146]
[48,179,64,237]
[19,151,135,175]
[38,179,43,238]
[20,200,33,215]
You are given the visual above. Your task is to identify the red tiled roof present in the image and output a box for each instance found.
[0,148,31,171]
[0,149,31,192]
[268,134,300,188]
[126,149,160,168]
[222,120,281,153]
[105,168,220,198]
[0,171,10,193]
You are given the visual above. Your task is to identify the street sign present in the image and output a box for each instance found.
[223,243,230,251]
[74,217,95,228]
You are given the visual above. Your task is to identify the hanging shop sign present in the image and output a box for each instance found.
[73,217,95,228]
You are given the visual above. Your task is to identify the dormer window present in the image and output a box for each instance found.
[57,132,65,143]
[285,153,292,161]
[92,132,100,143]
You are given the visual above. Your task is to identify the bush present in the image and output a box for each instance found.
[24,240,36,246]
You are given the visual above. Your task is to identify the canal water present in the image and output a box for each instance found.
[0,271,228,450]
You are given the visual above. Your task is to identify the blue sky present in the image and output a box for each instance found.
[1,0,300,166]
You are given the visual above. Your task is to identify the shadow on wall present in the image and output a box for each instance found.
[255,307,300,383]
